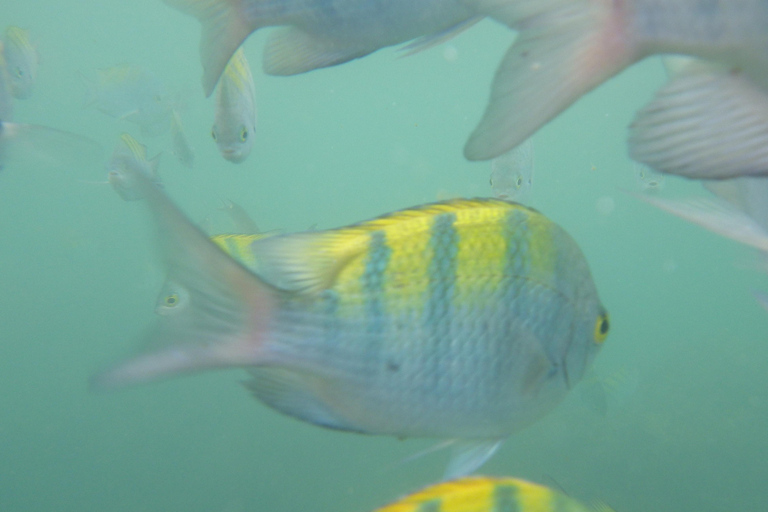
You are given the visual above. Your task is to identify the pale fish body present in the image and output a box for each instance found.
[170,109,195,168]
[373,476,614,512]
[463,0,768,179]
[83,65,175,137]
[94,167,609,477]
[213,48,257,163]
[164,0,478,95]
[2,26,38,100]
[0,48,13,121]
[0,120,102,171]
[489,138,533,204]
[107,133,162,201]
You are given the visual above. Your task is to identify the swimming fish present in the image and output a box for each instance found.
[0,120,102,171]
[632,163,664,194]
[107,133,162,201]
[463,0,768,178]
[489,138,533,204]
[1,26,39,100]
[212,48,257,163]
[218,199,261,234]
[372,476,614,512]
[93,165,608,477]
[0,49,13,121]
[82,65,175,137]
[164,0,479,96]
[170,109,195,168]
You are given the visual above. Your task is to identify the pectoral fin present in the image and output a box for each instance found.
[444,439,503,480]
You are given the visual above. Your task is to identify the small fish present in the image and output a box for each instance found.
[82,65,175,137]
[1,26,39,100]
[0,47,14,121]
[212,48,257,163]
[463,0,768,179]
[93,167,608,478]
[164,0,479,96]
[372,476,614,512]
[632,163,665,194]
[0,120,102,171]
[218,199,260,234]
[107,133,162,201]
[170,109,194,168]
[489,138,534,203]
[578,365,640,417]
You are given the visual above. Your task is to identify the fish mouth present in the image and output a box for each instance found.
[221,148,245,163]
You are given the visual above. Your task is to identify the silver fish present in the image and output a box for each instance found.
[463,0,768,179]
[489,138,534,203]
[632,163,665,194]
[107,133,162,201]
[0,120,102,172]
[2,26,39,100]
[83,65,175,137]
[0,48,13,121]
[171,109,195,169]
[164,0,479,96]
[212,48,257,163]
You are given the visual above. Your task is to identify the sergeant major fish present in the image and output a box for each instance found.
[462,0,768,180]
[372,476,615,512]
[212,48,257,163]
[164,0,479,96]
[93,170,609,478]
[1,26,39,100]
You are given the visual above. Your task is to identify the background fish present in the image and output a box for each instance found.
[372,476,613,512]
[0,49,13,121]
[93,170,608,478]
[107,133,162,201]
[463,0,768,179]
[489,138,534,204]
[0,120,102,171]
[632,163,664,195]
[82,64,175,137]
[212,48,257,163]
[2,26,38,100]
[170,109,194,168]
[164,0,479,95]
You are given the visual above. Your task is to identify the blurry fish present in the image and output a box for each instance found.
[82,65,175,137]
[632,163,664,194]
[164,0,479,96]
[2,26,39,99]
[212,48,257,163]
[372,476,614,512]
[170,109,195,168]
[107,133,162,201]
[0,47,14,121]
[218,199,260,234]
[93,170,609,478]
[753,290,768,313]
[0,120,102,171]
[489,138,533,203]
[463,0,768,178]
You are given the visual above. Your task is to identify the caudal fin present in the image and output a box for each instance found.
[463,0,637,160]
[91,160,278,389]
[164,0,258,96]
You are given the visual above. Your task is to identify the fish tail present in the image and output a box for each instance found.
[91,163,278,389]
[164,0,267,96]
[463,0,638,160]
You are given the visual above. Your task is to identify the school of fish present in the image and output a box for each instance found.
[2,0,768,510]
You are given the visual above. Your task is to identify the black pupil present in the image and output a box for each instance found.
[600,317,609,335]
[167,296,176,305]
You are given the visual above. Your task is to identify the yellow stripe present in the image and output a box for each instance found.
[210,233,269,269]
[224,48,252,91]
[4,26,31,50]
[118,133,147,161]
[526,213,555,278]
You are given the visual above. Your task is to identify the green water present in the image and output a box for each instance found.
[1,1,767,511]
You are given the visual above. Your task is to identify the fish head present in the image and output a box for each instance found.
[2,26,38,99]
[212,121,254,163]
[155,279,190,316]
[563,301,610,388]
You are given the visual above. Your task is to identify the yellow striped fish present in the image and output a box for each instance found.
[212,48,256,163]
[2,26,38,99]
[374,477,614,512]
[94,169,608,478]
[107,133,161,201]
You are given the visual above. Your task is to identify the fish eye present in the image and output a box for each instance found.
[211,127,217,141]
[240,126,248,142]
[164,294,180,307]
[15,67,23,78]
[515,176,523,187]
[594,312,610,343]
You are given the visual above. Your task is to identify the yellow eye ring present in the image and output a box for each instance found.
[240,127,248,142]
[164,294,180,307]
[594,312,610,343]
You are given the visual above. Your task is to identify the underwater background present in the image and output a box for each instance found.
[1,0,767,510]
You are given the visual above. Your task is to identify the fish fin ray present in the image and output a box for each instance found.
[629,63,768,179]
[91,165,278,389]
[464,1,634,160]
[444,439,503,480]
[263,27,374,76]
